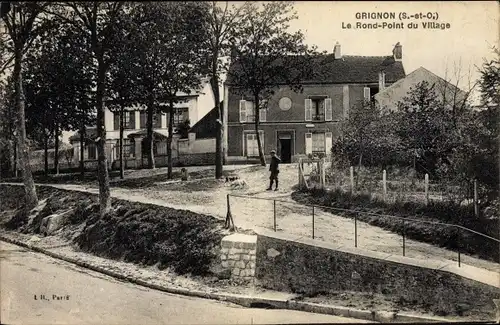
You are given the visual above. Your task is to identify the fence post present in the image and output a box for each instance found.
[425,173,429,205]
[312,206,315,239]
[402,219,406,257]
[350,166,354,193]
[354,212,358,248]
[321,159,326,189]
[273,200,277,232]
[382,170,387,202]
[298,158,303,188]
[474,179,478,218]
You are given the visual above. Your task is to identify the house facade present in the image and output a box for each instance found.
[69,79,216,169]
[375,66,468,112]
[223,42,406,163]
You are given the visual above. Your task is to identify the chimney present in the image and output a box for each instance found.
[392,42,402,61]
[334,42,341,59]
[378,71,386,91]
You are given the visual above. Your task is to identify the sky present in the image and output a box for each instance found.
[286,1,498,98]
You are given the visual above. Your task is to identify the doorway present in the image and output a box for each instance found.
[277,132,293,163]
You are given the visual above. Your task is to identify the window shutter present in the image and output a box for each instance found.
[259,108,266,122]
[305,133,313,155]
[114,112,120,130]
[140,111,147,128]
[305,99,312,121]
[129,111,136,129]
[259,130,264,151]
[325,132,333,154]
[324,98,333,121]
[239,100,246,122]
[363,87,371,101]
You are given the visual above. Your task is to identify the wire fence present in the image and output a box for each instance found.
[226,193,500,269]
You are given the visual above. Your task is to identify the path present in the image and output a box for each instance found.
[1,241,370,324]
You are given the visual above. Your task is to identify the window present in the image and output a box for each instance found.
[312,133,325,153]
[173,108,189,126]
[114,111,135,130]
[245,131,264,157]
[364,86,379,103]
[305,132,333,155]
[139,111,162,128]
[87,144,96,160]
[239,100,266,123]
[305,98,332,121]
[140,111,147,129]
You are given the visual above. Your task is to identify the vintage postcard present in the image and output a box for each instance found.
[0,1,498,324]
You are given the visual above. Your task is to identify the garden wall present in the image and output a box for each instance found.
[255,229,500,318]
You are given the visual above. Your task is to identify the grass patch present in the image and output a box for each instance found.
[292,187,500,262]
[0,184,225,276]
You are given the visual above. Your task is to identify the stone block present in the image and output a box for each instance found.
[221,234,257,250]
[228,254,239,260]
[250,255,256,261]
[232,268,240,276]
[241,254,250,261]
[221,261,229,268]
[229,248,244,255]
[235,261,246,269]
[220,254,227,261]
[248,261,256,269]
[227,260,235,267]
[249,250,256,256]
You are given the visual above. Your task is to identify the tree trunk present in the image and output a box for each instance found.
[167,98,174,179]
[14,49,38,209]
[54,123,59,175]
[146,96,155,169]
[211,72,223,179]
[254,94,266,166]
[96,61,111,216]
[44,133,48,176]
[119,107,124,179]
[79,123,85,179]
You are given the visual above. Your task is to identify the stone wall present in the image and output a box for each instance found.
[255,231,500,319]
[220,234,257,283]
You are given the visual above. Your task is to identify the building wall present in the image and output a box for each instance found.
[375,67,467,112]
[226,83,372,159]
[227,123,341,158]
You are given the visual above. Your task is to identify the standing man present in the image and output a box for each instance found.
[267,150,281,191]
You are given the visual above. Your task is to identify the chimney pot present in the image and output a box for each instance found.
[393,42,402,61]
[334,42,341,59]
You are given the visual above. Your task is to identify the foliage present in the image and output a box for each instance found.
[228,1,318,165]
[478,47,500,106]
[332,100,404,170]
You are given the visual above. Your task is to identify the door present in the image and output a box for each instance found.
[277,132,293,163]
[279,139,292,163]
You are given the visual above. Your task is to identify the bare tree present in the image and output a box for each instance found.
[204,1,249,178]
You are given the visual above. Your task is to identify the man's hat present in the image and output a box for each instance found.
[270,150,276,154]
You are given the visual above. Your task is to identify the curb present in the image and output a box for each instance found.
[0,234,456,323]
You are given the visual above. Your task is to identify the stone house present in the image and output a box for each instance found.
[69,78,217,169]
[223,42,406,164]
[374,66,468,112]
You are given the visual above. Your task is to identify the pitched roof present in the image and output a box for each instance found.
[375,66,469,111]
[227,54,405,85]
[189,104,220,139]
